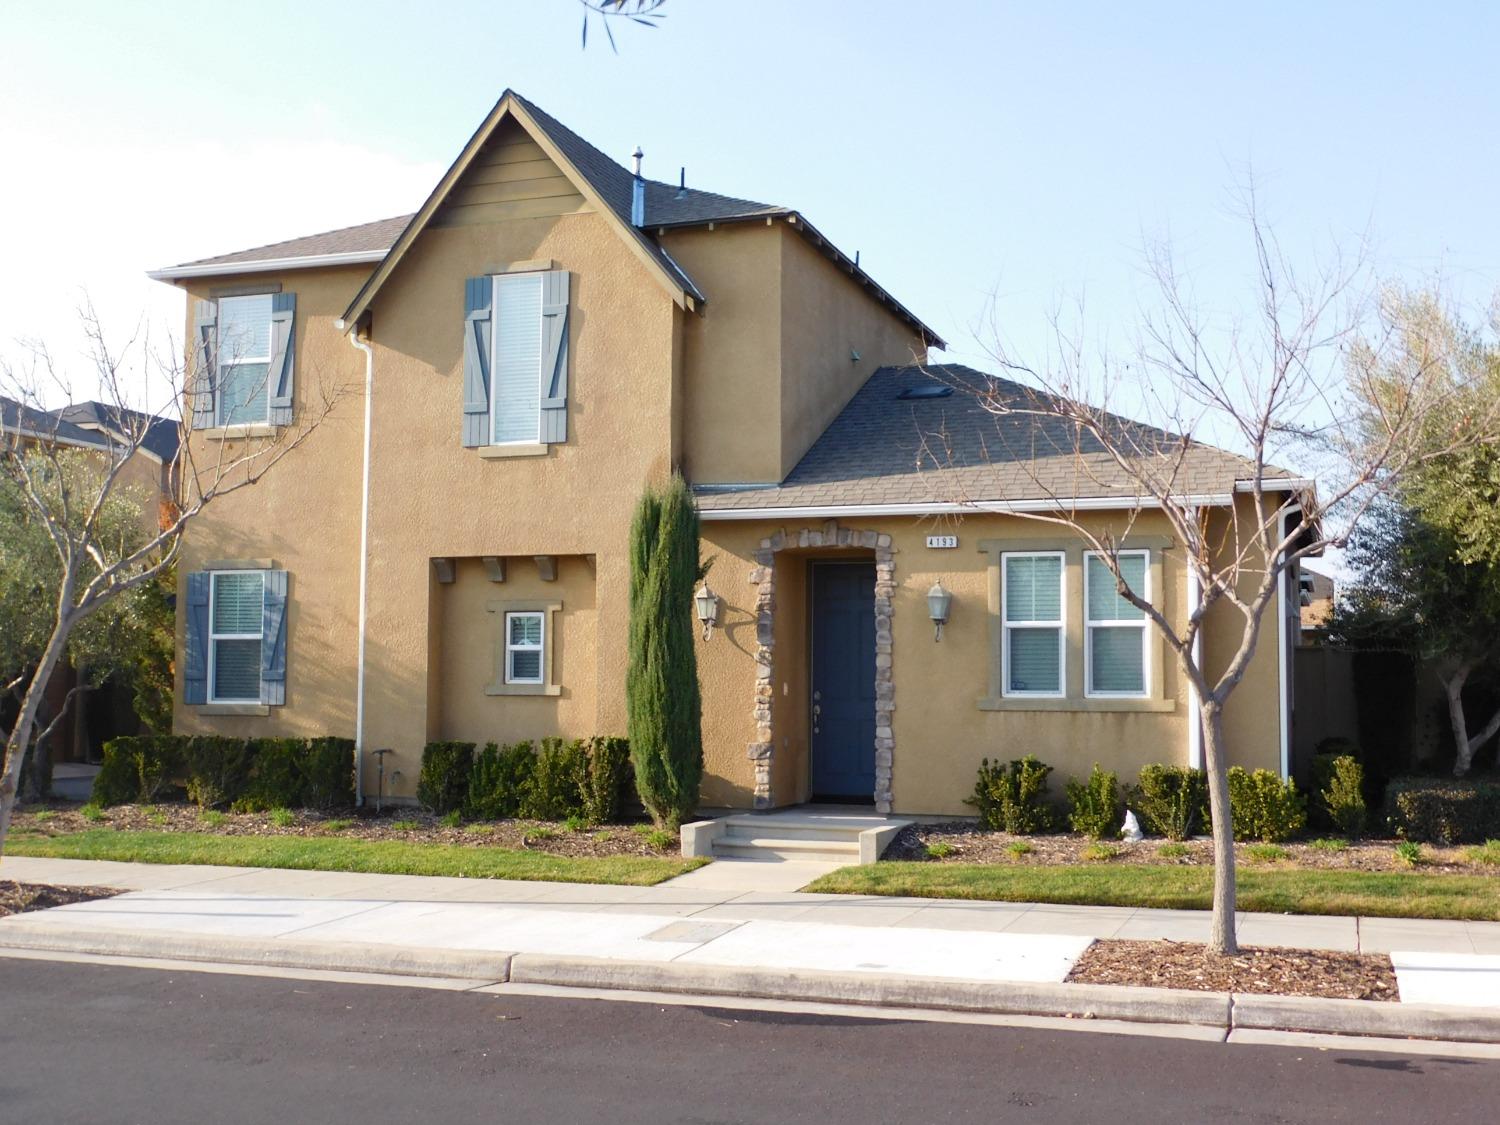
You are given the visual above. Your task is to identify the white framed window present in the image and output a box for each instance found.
[1085,551,1150,697]
[1001,552,1065,697]
[216,294,273,426]
[208,570,264,703]
[505,611,545,685]
[490,272,544,445]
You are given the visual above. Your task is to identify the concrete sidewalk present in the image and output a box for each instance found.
[2,855,1499,1011]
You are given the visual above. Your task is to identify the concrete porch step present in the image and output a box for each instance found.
[713,837,860,863]
[720,820,870,845]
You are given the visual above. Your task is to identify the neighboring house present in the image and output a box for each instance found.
[149,90,1302,815]
[1299,568,1336,635]
[0,396,179,766]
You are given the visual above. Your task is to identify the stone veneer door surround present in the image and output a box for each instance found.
[747,521,896,812]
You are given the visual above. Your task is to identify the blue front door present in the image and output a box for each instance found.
[810,562,877,802]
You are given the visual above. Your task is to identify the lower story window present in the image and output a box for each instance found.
[1002,552,1065,696]
[1085,551,1149,697]
[505,611,544,684]
[210,570,264,703]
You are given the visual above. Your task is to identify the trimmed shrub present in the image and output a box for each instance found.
[1129,765,1207,841]
[966,756,1056,835]
[302,737,355,810]
[241,738,305,811]
[183,737,256,809]
[581,736,631,825]
[1315,754,1368,839]
[417,741,476,815]
[520,737,589,821]
[1227,766,1307,843]
[466,741,536,820]
[1384,777,1500,844]
[1066,764,1120,839]
[93,736,180,806]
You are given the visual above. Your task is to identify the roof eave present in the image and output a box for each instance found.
[696,494,1237,520]
[147,249,390,283]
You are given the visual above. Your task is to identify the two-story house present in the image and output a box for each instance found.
[150,90,1296,815]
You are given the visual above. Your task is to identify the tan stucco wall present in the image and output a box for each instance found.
[172,263,371,742]
[698,509,1285,817]
[356,208,677,795]
[433,555,598,746]
[777,225,927,479]
[663,221,926,485]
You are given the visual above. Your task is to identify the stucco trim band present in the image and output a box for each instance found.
[749,521,896,813]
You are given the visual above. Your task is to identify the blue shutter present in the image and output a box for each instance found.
[462,277,492,447]
[268,293,296,426]
[260,570,288,706]
[539,270,570,443]
[191,300,216,430]
[183,572,210,704]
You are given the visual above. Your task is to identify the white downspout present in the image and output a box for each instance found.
[346,324,374,806]
[1186,520,1203,771]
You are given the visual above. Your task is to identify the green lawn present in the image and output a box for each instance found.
[805,862,1500,921]
[7,829,705,887]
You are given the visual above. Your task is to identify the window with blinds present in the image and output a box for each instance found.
[209,570,264,703]
[216,294,273,427]
[491,273,544,444]
[505,611,545,684]
[1002,552,1064,696]
[1085,552,1149,696]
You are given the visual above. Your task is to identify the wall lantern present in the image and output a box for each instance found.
[694,583,721,641]
[927,580,952,642]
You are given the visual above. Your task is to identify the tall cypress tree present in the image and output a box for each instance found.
[626,473,704,830]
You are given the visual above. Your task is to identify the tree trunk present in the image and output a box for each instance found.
[1445,669,1475,778]
[1201,703,1239,956]
[0,624,70,856]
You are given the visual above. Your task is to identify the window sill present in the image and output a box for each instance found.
[202,423,276,440]
[478,443,549,459]
[977,696,1176,714]
[198,703,270,716]
[484,682,562,697]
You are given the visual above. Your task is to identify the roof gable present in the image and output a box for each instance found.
[338,90,704,330]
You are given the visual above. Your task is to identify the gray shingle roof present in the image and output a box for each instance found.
[1,397,108,448]
[164,215,413,272]
[56,402,180,463]
[695,364,1288,511]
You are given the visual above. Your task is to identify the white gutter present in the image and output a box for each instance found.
[347,325,375,806]
[147,249,390,282]
[1185,508,1204,771]
[697,495,1236,521]
[1235,478,1314,493]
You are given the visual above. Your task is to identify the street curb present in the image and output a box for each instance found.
[0,923,514,982]
[1232,994,1500,1044]
[3,924,1498,1044]
[506,953,1233,1026]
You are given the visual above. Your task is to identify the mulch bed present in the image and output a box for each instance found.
[886,822,1489,873]
[13,803,676,859]
[0,880,118,919]
[1068,939,1398,1001]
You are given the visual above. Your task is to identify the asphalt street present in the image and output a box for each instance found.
[1,957,1494,1124]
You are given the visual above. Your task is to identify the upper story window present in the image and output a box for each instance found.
[190,292,295,432]
[209,570,265,703]
[1002,552,1065,697]
[217,295,273,426]
[462,269,570,450]
[1085,551,1150,698]
[492,273,544,444]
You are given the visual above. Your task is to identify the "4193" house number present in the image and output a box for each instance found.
[925,535,958,549]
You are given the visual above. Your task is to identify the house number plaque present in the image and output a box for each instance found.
[925,535,958,549]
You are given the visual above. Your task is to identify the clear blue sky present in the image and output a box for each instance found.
[3,1,1498,397]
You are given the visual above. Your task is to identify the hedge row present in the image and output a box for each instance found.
[967,757,1334,843]
[1385,777,1500,844]
[92,735,354,811]
[418,736,632,825]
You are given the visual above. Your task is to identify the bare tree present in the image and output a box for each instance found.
[937,196,1498,955]
[0,304,345,855]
